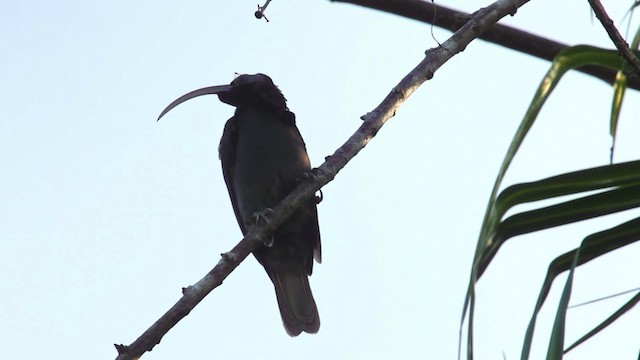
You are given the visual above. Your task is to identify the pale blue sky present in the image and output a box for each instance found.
[1,1,639,359]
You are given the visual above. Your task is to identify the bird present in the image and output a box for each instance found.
[158,73,321,336]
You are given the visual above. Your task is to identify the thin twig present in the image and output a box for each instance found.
[588,0,640,75]
[568,286,640,308]
[114,0,531,358]
[331,0,640,90]
[255,0,272,22]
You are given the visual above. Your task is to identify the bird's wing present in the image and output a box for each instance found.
[219,116,247,234]
[281,110,322,267]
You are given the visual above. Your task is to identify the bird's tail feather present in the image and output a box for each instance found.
[272,271,320,336]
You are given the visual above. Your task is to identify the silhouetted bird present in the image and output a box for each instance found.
[158,73,321,336]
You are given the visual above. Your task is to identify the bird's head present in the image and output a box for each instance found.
[157,73,288,121]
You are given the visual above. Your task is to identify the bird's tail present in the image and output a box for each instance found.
[271,271,320,336]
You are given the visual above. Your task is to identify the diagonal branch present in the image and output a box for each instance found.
[113,0,530,358]
[331,0,640,90]
[588,0,640,75]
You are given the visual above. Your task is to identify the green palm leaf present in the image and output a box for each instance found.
[461,44,640,359]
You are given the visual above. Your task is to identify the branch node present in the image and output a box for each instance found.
[221,252,238,261]
[360,112,373,121]
[114,344,128,355]
[425,70,434,80]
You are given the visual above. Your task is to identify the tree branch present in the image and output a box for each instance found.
[114,0,531,358]
[331,0,640,90]
[588,0,640,75]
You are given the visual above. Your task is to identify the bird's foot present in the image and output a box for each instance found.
[298,167,324,182]
[252,207,275,224]
[252,208,275,247]
[314,189,323,204]
[296,168,325,204]
[263,235,274,247]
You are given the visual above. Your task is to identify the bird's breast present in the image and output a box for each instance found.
[231,107,310,222]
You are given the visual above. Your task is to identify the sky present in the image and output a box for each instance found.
[1,0,639,359]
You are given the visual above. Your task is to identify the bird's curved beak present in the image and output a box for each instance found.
[157,84,234,121]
